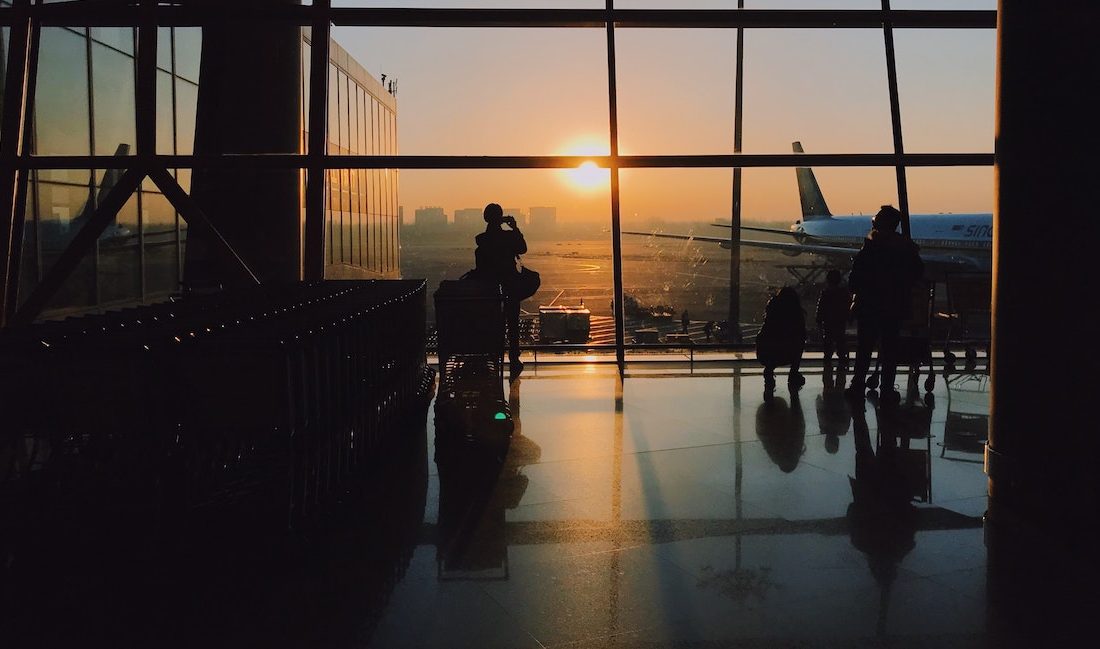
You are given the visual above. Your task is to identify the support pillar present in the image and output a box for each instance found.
[987,1,1100,641]
[185,0,303,288]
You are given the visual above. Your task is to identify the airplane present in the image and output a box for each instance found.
[40,143,136,249]
[624,142,993,278]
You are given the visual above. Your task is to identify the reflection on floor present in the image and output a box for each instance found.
[9,363,1091,648]
[371,364,996,648]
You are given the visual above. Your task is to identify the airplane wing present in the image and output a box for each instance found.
[739,238,859,256]
[623,229,859,256]
[740,224,800,237]
[622,230,730,244]
[706,223,803,237]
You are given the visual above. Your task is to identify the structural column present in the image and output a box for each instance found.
[186,0,303,288]
[989,1,1098,552]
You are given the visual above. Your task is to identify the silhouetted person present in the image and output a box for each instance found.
[816,269,852,371]
[755,393,806,473]
[703,320,714,342]
[756,286,806,394]
[846,206,923,406]
[474,203,528,377]
[680,309,690,334]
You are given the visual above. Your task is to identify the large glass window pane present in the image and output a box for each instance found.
[33,28,90,156]
[156,71,175,155]
[302,40,311,147]
[326,172,336,264]
[617,29,733,155]
[622,166,898,347]
[329,27,607,155]
[33,170,99,311]
[173,27,202,83]
[740,166,895,339]
[400,169,611,347]
[905,166,993,334]
[619,1,878,6]
[175,80,198,155]
[142,181,180,297]
[893,0,994,7]
[339,73,350,152]
[327,64,340,154]
[91,43,137,156]
[895,30,996,153]
[332,1,602,6]
[90,27,134,55]
[0,26,8,146]
[356,87,367,154]
[98,193,141,305]
[157,26,172,71]
[621,169,731,348]
[743,29,893,153]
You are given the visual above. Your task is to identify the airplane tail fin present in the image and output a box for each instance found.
[792,141,832,221]
[75,143,131,224]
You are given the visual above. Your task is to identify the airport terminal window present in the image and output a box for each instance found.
[90,42,136,156]
[174,80,198,156]
[1,2,994,345]
[33,28,90,157]
[155,71,174,156]
[893,29,996,154]
[18,21,200,312]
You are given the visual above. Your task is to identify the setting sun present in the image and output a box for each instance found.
[568,160,608,190]
[560,138,610,192]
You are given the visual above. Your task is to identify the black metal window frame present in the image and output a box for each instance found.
[0,1,997,367]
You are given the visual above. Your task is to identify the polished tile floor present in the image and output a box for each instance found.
[369,364,994,649]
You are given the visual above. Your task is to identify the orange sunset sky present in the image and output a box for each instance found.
[332,1,996,224]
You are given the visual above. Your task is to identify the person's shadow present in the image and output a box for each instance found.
[817,365,852,454]
[434,379,539,580]
[847,404,918,635]
[755,393,806,473]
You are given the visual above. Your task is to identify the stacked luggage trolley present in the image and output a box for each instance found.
[433,280,514,452]
[0,280,433,531]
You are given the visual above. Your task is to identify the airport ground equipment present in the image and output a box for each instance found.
[934,272,991,366]
[939,373,988,462]
[867,280,937,395]
[538,304,591,343]
[0,280,432,531]
[433,280,513,451]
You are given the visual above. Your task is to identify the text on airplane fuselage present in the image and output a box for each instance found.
[964,224,993,238]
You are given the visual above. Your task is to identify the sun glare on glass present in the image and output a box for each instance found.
[569,161,607,190]
[561,139,610,192]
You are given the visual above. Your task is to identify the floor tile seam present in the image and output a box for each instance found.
[513,440,741,469]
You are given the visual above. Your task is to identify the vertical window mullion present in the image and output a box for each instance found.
[881,0,911,238]
[605,1,624,369]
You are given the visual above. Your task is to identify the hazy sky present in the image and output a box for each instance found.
[331,1,996,223]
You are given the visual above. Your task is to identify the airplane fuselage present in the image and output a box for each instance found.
[797,213,992,251]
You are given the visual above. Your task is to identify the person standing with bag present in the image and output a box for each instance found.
[475,203,536,378]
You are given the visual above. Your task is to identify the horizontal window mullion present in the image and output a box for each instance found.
[18,153,993,170]
[20,6,996,30]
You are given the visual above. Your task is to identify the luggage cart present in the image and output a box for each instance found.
[433,280,514,449]
[867,280,937,396]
